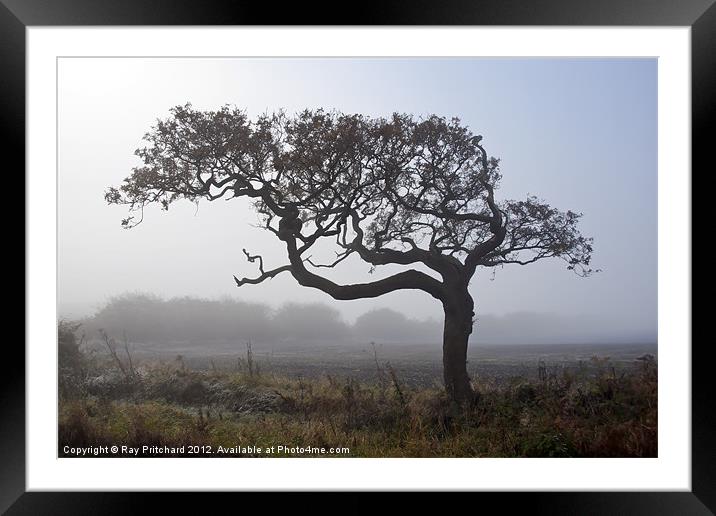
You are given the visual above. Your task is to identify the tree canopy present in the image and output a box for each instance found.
[106,104,595,304]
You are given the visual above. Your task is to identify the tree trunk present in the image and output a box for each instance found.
[442,294,475,404]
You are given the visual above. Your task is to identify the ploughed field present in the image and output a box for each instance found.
[113,340,657,388]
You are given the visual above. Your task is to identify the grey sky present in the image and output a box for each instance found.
[58,57,657,341]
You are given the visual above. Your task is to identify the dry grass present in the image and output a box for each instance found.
[59,348,657,457]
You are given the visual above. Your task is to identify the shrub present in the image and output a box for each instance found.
[58,320,85,399]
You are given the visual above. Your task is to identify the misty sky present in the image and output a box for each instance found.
[58,57,657,342]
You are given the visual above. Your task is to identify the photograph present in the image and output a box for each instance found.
[56,56,658,459]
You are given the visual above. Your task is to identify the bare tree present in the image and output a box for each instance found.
[106,105,595,403]
[99,329,132,383]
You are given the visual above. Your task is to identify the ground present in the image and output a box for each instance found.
[59,335,658,458]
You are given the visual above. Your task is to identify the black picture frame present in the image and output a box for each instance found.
[4,0,710,513]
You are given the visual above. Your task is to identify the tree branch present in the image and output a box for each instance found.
[233,265,292,287]
[282,231,446,301]
[234,248,292,286]
[306,249,354,269]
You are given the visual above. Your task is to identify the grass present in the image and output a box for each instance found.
[58,342,657,458]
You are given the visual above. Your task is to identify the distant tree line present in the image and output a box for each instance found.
[73,293,653,347]
[78,293,442,346]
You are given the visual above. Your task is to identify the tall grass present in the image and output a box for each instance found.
[59,339,657,458]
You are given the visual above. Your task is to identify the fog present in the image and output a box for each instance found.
[58,58,657,345]
[76,293,653,347]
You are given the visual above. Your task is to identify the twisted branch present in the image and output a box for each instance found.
[233,249,292,287]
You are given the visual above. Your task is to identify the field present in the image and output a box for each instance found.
[59,323,658,458]
[128,340,657,388]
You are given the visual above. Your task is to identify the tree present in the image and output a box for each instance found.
[354,308,441,343]
[106,104,595,403]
